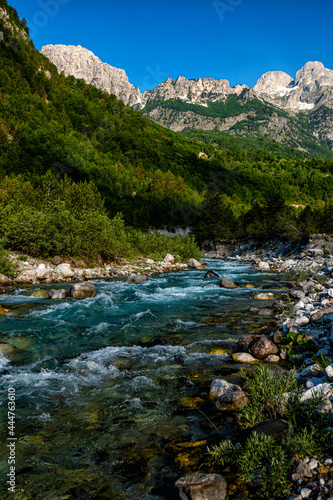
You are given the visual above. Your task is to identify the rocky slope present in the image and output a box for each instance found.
[41,44,142,107]
[40,44,333,155]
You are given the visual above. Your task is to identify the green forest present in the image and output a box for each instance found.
[1,0,333,264]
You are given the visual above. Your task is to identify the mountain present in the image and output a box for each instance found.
[40,44,333,157]
[41,44,142,107]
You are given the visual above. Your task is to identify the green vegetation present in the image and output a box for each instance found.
[0,239,16,278]
[0,174,201,262]
[209,365,332,498]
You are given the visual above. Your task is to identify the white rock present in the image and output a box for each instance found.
[308,459,319,470]
[300,488,312,499]
[36,268,53,280]
[295,316,309,326]
[300,383,333,402]
[258,261,270,270]
[146,259,154,265]
[164,254,175,264]
[56,263,74,279]
[210,379,242,398]
[232,353,259,364]
[325,365,333,378]
[265,355,280,362]
[38,263,46,270]
[328,288,333,298]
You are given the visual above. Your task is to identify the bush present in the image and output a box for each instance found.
[0,239,16,278]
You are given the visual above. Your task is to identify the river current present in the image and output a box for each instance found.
[0,259,288,499]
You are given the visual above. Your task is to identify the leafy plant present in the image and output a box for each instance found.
[0,238,16,278]
[279,330,317,356]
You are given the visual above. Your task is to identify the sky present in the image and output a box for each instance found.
[8,0,333,92]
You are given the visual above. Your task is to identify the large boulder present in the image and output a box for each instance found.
[175,473,227,500]
[204,270,220,278]
[48,289,67,300]
[164,254,175,264]
[70,283,96,299]
[36,268,53,280]
[127,274,149,284]
[219,278,237,289]
[55,263,74,279]
[210,379,248,411]
[0,273,12,286]
[248,335,279,360]
[187,258,203,269]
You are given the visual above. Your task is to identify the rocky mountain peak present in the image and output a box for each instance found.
[41,44,142,107]
[253,71,295,94]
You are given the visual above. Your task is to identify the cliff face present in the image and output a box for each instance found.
[41,44,142,107]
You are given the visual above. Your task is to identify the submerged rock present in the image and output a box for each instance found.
[70,283,96,299]
[232,353,259,364]
[0,342,16,356]
[127,274,149,284]
[204,270,220,278]
[219,278,237,289]
[32,290,48,298]
[175,472,227,500]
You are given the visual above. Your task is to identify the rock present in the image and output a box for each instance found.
[248,335,279,360]
[250,419,293,443]
[70,283,96,299]
[237,334,257,352]
[291,290,306,300]
[187,258,203,269]
[210,379,248,411]
[311,307,333,322]
[55,263,74,279]
[48,289,67,299]
[36,268,53,280]
[161,263,173,272]
[254,292,273,300]
[0,306,9,315]
[300,383,332,402]
[51,256,63,265]
[204,270,220,278]
[300,488,312,499]
[258,308,274,316]
[325,365,333,378]
[219,278,237,289]
[0,273,12,286]
[291,458,313,481]
[175,472,227,500]
[232,353,259,364]
[0,286,7,294]
[164,254,175,264]
[41,44,142,107]
[295,316,309,326]
[265,355,280,362]
[146,259,154,265]
[258,261,270,270]
[127,274,150,284]
[307,248,324,257]
[32,290,48,298]
[0,342,16,356]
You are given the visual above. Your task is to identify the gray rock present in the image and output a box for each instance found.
[70,283,96,299]
[0,286,7,294]
[187,258,203,269]
[204,270,220,278]
[55,263,74,279]
[219,278,237,289]
[291,290,306,300]
[127,274,149,284]
[163,254,175,264]
[175,472,227,500]
[258,308,274,316]
[248,335,279,360]
[311,307,333,322]
[48,289,67,300]
[210,379,248,411]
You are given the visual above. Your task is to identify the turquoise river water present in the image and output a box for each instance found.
[0,259,289,499]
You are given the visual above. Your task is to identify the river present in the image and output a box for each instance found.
[0,259,288,499]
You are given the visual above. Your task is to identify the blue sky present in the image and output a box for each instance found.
[8,0,333,91]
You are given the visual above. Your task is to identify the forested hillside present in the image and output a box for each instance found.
[1,0,333,260]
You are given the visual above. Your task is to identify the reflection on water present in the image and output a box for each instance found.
[0,260,286,499]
